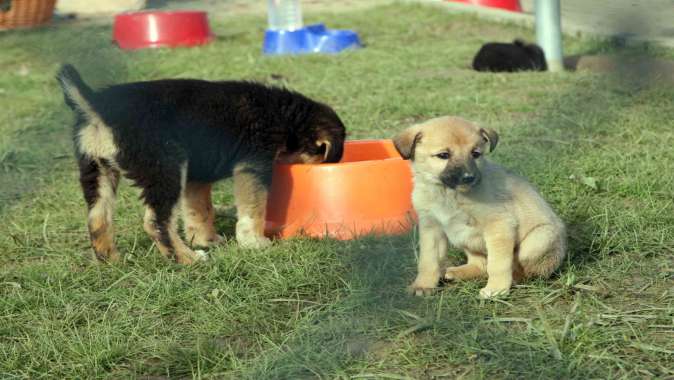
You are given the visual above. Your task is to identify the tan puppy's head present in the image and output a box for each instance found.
[393,116,498,192]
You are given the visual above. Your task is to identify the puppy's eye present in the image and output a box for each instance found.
[471,149,482,159]
[435,152,450,160]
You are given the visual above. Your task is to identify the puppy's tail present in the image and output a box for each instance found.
[57,64,98,121]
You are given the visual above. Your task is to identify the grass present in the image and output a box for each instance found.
[1,2,673,379]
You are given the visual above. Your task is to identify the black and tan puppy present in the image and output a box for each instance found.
[57,64,346,264]
[472,39,547,72]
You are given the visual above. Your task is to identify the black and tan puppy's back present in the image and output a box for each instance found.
[57,64,345,264]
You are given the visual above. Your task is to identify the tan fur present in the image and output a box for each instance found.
[145,206,206,265]
[276,138,335,164]
[316,136,333,162]
[182,182,223,247]
[78,123,118,160]
[395,116,566,299]
[60,80,95,119]
[276,151,324,165]
[143,165,208,264]
[66,77,119,162]
[143,207,160,241]
[232,163,272,248]
[445,250,487,280]
[87,164,119,262]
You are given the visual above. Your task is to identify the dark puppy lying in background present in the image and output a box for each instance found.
[57,64,346,264]
[472,39,547,72]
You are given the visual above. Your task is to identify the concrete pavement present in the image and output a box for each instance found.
[430,0,674,47]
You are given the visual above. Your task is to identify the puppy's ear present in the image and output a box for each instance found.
[316,138,332,162]
[480,128,499,152]
[393,126,423,160]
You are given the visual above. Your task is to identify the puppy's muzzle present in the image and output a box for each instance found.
[441,167,480,189]
[460,173,477,185]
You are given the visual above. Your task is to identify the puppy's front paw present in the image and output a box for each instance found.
[238,234,272,249]
[479,286,510,299]
[408,285,437,297]
[176,248,209,265]
[93,249,122,264]
[408,278,439,297]
[194,249,209,261]
[188,232,225,247]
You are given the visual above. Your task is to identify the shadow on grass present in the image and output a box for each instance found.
[231,235,596,379]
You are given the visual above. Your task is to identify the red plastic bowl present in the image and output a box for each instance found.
[447,0,522,12]
[113,11,213,50]
[265,139,417,240]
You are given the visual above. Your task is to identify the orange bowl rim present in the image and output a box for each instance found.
[274,139,407,169]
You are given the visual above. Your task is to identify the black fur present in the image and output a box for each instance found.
[76,156,119,209]
[472,39,547,72]
[57,64,346,258]
[77,155,102,209]
[58,65,346,183]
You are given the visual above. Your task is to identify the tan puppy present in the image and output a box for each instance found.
[394,116,566,299]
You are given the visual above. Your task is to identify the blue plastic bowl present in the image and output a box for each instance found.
[263,23,361,55]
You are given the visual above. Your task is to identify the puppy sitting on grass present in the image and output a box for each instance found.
[57,64,346,265]
[394,116,565,299]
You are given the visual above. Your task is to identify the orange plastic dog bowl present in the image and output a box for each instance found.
[265,139,417,240]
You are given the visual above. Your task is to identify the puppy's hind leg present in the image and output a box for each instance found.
[182,182,223,247]
[78,156,121,263]
[140,163,207,264]
[517,224,566,279]
[445,250,487,281]
[233,163,272,249]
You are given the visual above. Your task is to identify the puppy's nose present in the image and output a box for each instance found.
[461,173,476,185]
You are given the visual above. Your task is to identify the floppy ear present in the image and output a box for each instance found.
[480,128,499,152]
[316,138,332,162]
[393,126,423,160]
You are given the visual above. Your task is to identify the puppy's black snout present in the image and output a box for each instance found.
[461,173,476,185]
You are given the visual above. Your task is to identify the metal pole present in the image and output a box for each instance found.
[535,0,563,72]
